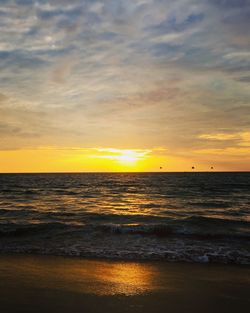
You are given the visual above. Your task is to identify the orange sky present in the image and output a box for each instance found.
[0,146,249,172]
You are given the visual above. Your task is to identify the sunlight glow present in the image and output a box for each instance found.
[94,148,151,166]
[1,145,248,172]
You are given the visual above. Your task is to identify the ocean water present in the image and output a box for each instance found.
[0,172,249,264]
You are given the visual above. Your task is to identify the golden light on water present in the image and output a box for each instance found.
[6,256,162,296]
[86,261,157,295]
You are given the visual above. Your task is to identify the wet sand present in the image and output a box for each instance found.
[0,254,249,313]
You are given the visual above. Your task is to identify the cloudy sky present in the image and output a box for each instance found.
[0,0,250,172]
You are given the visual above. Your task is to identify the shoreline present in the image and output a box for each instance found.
[0,253,249,313]
[1,250,250,266]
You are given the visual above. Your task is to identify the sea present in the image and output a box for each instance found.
[0,172,249,264]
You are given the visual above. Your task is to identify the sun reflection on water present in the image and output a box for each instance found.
[4,256,162,296]
[66,260,159,296]
[89,262,155,295]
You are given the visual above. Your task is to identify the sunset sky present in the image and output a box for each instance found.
[0,0,250,172]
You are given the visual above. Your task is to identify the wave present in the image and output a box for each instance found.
[0,215,249,240]
[98,218,250,239]
[0,226,249,265]
[0,219,249,264]
[0,222,70,237]
[188,201,231,208]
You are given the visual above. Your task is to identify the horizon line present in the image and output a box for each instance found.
[0,171,250,174]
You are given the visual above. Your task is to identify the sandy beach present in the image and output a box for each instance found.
[0,254,249,313]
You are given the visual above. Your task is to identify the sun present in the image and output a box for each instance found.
[115,150,142,165]
[94,148,150,167]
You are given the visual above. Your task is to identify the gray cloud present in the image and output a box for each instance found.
[0,0,249,160]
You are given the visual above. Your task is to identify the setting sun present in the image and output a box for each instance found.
[94,149,150,166]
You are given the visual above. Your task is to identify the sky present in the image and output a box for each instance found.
[0,0,250,172]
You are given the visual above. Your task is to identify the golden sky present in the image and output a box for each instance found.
[0,0,250,172]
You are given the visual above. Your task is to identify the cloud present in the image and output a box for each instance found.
[0,0,249,170]
[199,133,239,141]
[195,147,250,158]
[51,57,78,83]
[236,76,250,83]
[0,92,8,103]
[197,131,250,158]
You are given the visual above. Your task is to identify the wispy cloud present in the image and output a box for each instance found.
[0,0,249,170]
